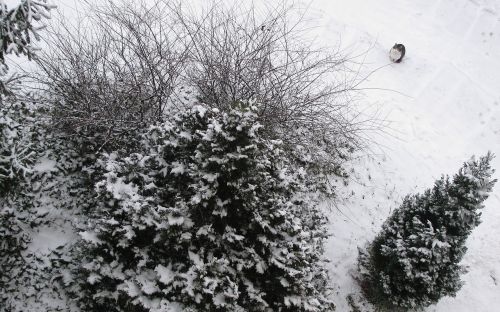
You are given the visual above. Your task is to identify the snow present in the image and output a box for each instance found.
[213,293,227,306]
[33,157,57,173]
[79,231,103,245]
[170,162,185,175]
[155,263,175,285]
[167,214,184,226]
[188,250,204,268]
[102,172,139,200]
[312,0,500,311]
[28,224,75,252]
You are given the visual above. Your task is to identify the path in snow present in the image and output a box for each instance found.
[313,0,500,311]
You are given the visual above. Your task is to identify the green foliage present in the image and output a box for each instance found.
[0,102,93,311]
[358,153,497,310]
[0,103,35,193]
[77,104,334,312]
[0,197,30,307]
[0,0,54,95]
[0,103,36,308]
[0,0,54,64]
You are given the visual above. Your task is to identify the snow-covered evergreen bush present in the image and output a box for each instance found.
[0,195,30,306]
[0,103,36,308]
[0,102,93,311]
[77,103,334,312]
[0,104,35,193]
[0,0,55,95]
[358,153,497,310]
[0,0,55,65]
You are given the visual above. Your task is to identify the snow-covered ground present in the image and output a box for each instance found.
[313,0,500,311]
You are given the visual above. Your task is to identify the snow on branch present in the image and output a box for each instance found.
[0,0,56,71]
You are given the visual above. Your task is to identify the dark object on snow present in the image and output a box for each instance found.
[389,43,405,63]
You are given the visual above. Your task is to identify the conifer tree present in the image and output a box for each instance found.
[358,153,497,310]
[0,0,55,95]
[0,105,34,193]
[77,103,334,312]
[0,103,87,311]
[0,104,34,308]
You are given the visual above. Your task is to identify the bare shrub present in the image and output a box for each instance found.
[31,0,187,150]
[172,0,371,180]
[177,3,356,134]
[32,0,375,173]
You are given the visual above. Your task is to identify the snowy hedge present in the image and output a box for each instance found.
[77,103,335,312]
[1,104,35,308]
[0,102,92,311]
[0,104,34,192]
[358,153,497,310]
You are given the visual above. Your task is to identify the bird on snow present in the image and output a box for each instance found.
[389,43,405,63]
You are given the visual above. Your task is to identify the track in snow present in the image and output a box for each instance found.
[315,0,500,311]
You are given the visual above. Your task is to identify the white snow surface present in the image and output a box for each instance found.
[312,0,500,311]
